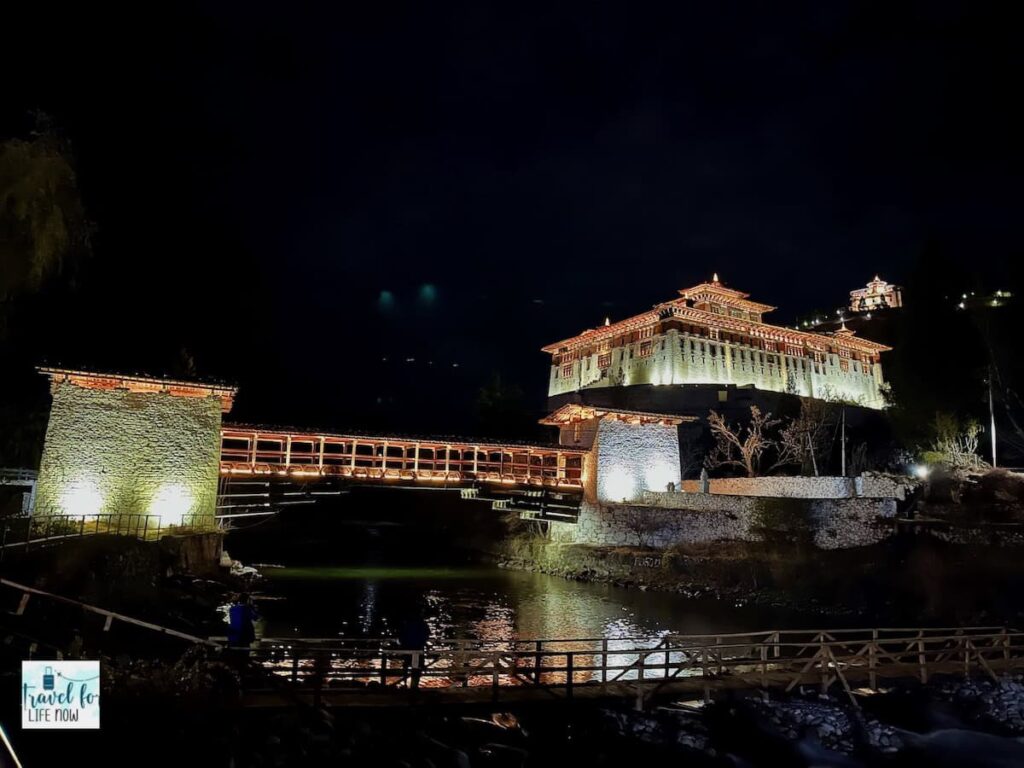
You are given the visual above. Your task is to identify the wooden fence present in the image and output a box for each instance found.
[236,626,1024,706]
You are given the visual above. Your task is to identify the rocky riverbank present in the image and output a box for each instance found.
[603,676,1024,766]
[492,524,1024,624]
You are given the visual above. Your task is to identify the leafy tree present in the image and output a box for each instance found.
[0,119,92,324]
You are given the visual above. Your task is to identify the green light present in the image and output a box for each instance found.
[378,290,395,311]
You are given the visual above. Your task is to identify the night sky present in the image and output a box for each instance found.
[4,2,1022,436]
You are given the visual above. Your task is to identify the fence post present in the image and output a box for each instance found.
[566,652,573,698]
[869,641,877,690]
[602,638,609,684]
[760,643,768,688]
[918,637,927,684]
[534,640,543,684]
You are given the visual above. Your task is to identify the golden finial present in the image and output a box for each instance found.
[604,317,610,326]
[712,272,719,283]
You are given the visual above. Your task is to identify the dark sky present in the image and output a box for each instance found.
[4,1,1022,435]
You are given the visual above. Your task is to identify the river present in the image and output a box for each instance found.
[253,564,822,644]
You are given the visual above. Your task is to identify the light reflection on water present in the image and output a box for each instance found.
[258,564,814,646]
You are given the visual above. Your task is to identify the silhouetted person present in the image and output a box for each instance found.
[398,611,431,689]
[227,593,258,649]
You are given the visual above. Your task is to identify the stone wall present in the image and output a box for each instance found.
[550,494,896,550]
[673,473,912,500]
[593,417,680,503]
[35,382,223,526]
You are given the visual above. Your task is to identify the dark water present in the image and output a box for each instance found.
[254,564,820,643]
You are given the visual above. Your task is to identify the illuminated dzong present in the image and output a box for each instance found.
[544,275,891,409]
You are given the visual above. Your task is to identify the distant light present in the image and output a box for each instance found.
[419,284,437,305]
[911,464,931,480]
[378,290,395,311]
[958,302,965,309]
[865,313,872,319]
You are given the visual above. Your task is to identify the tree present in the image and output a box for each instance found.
[705,406,780,477]
[774,397,838,476]
[922,413,988,472]
[0,119,92,321]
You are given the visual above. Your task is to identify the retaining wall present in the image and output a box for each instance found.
[549,494,897,550]
[676,474,912,500]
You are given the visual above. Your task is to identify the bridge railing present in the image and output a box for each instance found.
[236,626,1024,703]
[220,426,587,490]
[0,468,38,485]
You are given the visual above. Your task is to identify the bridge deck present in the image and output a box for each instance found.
[220,425,587,490]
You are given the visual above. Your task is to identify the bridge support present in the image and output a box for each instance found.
[34,368,237,528]
[542,405,691,503]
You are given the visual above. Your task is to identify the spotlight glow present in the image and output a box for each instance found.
[149,484,194,526]
[60,478,104,518]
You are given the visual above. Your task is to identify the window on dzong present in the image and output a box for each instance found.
[598,352,611,369]
[561,363,573,378]
[639,340,653,357]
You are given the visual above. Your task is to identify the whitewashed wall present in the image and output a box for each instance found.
[593,418,681,503]
[548,328,885,408]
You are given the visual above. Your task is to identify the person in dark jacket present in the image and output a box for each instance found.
[227,593,258,648]
[398,610,431,688]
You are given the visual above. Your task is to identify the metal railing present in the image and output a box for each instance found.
[0,468,38,485]
[0,513,213,556]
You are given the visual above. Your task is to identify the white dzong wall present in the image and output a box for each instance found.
[592,418,681,503]
[550,328,886,408]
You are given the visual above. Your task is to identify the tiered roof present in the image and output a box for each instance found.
[542,276,891,357]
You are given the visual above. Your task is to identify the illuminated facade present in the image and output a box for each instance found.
[541,404,691,503]
[544,276,891,409]
[34,369,237,526]
[849,275,903,313]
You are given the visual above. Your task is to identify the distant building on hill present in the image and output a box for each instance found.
[849,276,903,313]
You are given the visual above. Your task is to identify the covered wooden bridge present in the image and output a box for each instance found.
[219,425,587,491]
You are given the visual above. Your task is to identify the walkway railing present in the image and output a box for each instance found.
[0,468,37,485]
[237,626,1024,705]
[0,513,212,557]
